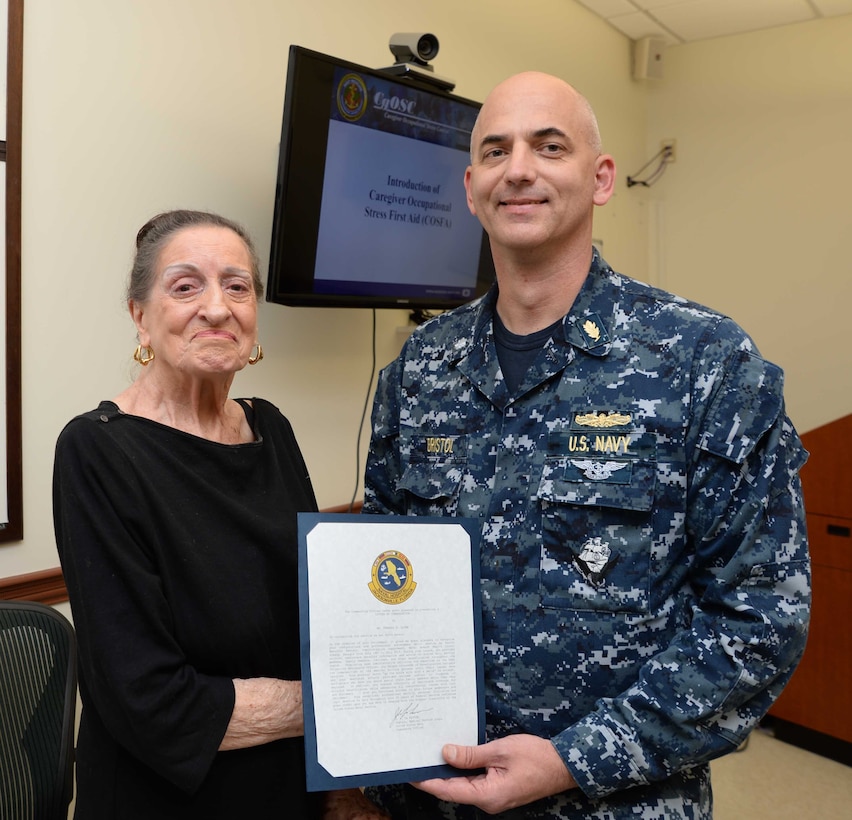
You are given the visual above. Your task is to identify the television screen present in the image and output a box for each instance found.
[266,46,495,310]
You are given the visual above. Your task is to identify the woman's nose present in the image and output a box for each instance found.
[198,284,232,321]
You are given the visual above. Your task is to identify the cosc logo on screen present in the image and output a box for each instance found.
[336,73,368,121]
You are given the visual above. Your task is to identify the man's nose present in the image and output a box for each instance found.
[504,144,536,184]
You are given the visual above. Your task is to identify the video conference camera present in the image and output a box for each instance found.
[389,32,440,66]
[383,32,455,92]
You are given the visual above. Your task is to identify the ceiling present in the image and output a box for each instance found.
[573,0,852,44]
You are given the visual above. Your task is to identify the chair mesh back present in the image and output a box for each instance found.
[0,602,76,820]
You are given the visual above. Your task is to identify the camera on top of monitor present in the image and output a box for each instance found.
[382,32,455,92]
[388,32,440,66]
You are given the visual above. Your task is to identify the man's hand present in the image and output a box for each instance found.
[412,734,577,815]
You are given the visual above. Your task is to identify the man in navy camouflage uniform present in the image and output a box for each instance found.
[362,72,810,819]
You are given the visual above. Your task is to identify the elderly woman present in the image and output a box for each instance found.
[53,210,384,819]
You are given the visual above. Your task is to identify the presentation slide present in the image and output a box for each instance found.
[312,70,483,300]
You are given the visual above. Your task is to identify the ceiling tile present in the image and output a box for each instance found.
[606,11,678,41]
[811,0,852,16]
[651,0,815,41]
[573,0,637,17]
[578,0,851,43]
[631,1,702,9]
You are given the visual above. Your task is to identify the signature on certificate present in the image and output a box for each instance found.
[390,702,434,728]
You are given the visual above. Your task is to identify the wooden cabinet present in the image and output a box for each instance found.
[769,414,852,744]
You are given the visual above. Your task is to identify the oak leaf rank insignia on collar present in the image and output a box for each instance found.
[576,312,610,349]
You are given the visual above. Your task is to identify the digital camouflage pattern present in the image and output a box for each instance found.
[363,251,810,819]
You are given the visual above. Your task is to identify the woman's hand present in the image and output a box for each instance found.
[219,678,304,750]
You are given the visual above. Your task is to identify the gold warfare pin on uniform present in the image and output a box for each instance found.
[575,411,632,428]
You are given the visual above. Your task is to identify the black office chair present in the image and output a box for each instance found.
[0,600,77,820]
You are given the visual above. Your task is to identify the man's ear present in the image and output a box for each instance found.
[593,154,617,206]
[464,166,477,217]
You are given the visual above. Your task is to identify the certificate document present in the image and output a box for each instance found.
[298,513,485,791]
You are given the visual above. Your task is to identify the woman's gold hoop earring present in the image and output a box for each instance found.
[133,345,155,366]
[248,344,264,365]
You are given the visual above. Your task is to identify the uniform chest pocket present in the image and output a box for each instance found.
[539,431,656,511]
[398,435,468,516]
[536,432,657,613]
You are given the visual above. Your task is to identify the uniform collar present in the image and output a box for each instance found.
[446,251,617,408]
[461,248,617,362]
[559,248,615,358]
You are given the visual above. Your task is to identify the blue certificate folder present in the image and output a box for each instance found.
[298,512,485,791]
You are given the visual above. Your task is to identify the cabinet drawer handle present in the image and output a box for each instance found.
[826,524,851,538]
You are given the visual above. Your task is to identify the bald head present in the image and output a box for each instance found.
[462,69,616,270]
[470,72,602,161]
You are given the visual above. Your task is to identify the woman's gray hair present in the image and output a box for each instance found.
[126,209,264,304]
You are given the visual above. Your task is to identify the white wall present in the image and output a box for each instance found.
[645,15,852,433]
[2,0,645,577]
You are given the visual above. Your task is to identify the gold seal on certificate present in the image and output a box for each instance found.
[368,550,417,605]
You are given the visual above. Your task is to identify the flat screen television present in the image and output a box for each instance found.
[266,46,495,310]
